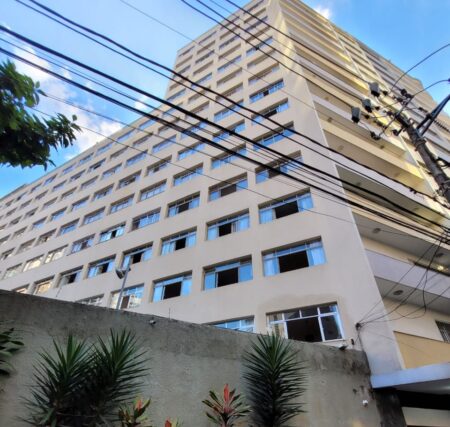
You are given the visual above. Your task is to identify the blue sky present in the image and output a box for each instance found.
[1,0,449,197]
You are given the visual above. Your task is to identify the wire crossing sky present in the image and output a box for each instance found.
[0,0,449,197]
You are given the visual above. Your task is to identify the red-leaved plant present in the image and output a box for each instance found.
[164,418,182,427]
[118,398,152,427]
[202,384,250,426]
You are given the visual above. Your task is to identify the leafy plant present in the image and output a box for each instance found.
[164,419,182,427]
[118,398,152,427]
[0,327,24,375]
[203,384,250,426]
[26,330,147,426]
[242,334,307,427]
[0,60,80,169]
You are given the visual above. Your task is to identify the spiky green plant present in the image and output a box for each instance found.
[242,334,307,427]
[202,384,250,426]
[0,327,24,375]
[118,398,152,427]
[26,330,148,426]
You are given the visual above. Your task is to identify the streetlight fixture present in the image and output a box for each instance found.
[115,265,131,310]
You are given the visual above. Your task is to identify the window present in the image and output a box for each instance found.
[34,278,53,294]
[35,191,47,200]
[167,194,199,217]
[212,122,245,142]
[268,304,343,343]
[211,146,246,169]
[93,186,113,201]
[122,245,152,268]
[214,101,243,122]
[263,240,325,276]
[254,126,294,150]
[1,249,13,260]
[44,246,66,263]
[36,230,55,245]
[209,175,247,201]
[59,220,78,235]
[50,209,65,221]
[254,100,289,123]
[246,36,273,56]
[58,267,82,286]
[110,147,127,159]
[126,151,147,167]
[83,209,104,225]
[139,118,156,130]
[161,229,196,255]
[204,258,253,289]
[70,171,84,182]
[102,164,121,179]
[17,239,34,254]
[117,129,135,143]
[52,181,66,192]
[97,142,113,155]
[89,159,105,172]
[42,198,57,209]
[80,177,97,190]
[256,156,302,183]
[9,216,20,226]
[111,285,144,309]
[24,209,37,218]
[249,80,284,103]
[78,295,104,306]
[167,88,185,102]
[23,255,44,271]
[207,212,249,240]
[72,197,88,212]
[437,321,450,342]
[79,153,93,165]
[217,70,242,87]
[131,210,160,230]
[87,257,115,278]
[44,175,56,185]
[140,181,166,201]
[180,121,207,139]
[173,165,202,186]
[4,264,21,279]
[152,137,175,153]
[219,34,239,50]
[61,188,76,200]
[217,55,241,73]
[147,157,170,175]
[213,317,254,332]
[178,142,205,160]
[117,173,140,190]
[110,197,133,214]
[99,224,125,242]
[153,274,192,301]
[259,192,312,223]
[249,64,279,85]
[14,286,28,293]
[71,235,94,253]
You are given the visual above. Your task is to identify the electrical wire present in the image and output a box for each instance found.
[2,26,447,231]
[2,46,446,243]
[18,0,448,210]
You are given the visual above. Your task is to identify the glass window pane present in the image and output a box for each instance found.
[239,263,253,282]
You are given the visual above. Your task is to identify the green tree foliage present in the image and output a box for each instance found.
[0,60,80,169]
[26,330,148,426]
[242,334,307,427]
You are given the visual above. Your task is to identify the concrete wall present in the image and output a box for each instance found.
[0,291,390,426]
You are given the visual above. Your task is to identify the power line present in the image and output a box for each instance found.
[2,27,447,231]
[18,0,448,211]
[2,46,445,242]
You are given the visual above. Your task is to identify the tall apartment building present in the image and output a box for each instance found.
[1,0,449,424]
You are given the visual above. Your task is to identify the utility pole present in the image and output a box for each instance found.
[352,86,450,204]
[115,265,131,310]
[394,94,450,204]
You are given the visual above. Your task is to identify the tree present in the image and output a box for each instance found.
[242,334,307,427]
[0,60,80,169]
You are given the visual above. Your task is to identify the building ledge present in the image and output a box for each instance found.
[371,363,450,395]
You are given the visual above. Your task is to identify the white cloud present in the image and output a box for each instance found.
[134,94,149,111]
[314,5,332,19]
[12,46,121,155]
